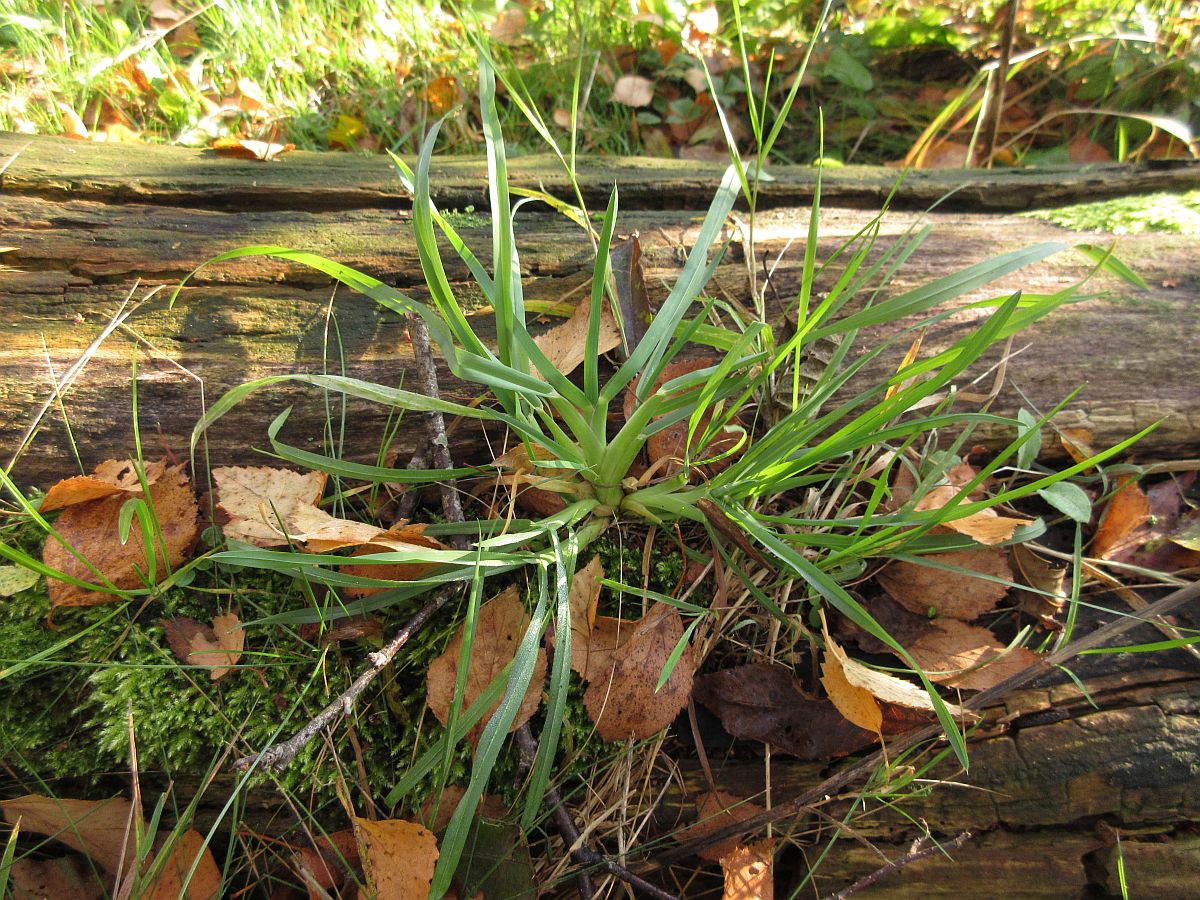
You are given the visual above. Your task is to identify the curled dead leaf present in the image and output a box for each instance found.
[723,838,774,900]
[676,792,765,863]
[162,612,244,680]
[906,619,1040,691]
[693,663,874,759]
[820,629,975,736]
[210,137,294,161]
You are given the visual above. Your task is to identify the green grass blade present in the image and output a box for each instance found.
[431,585,549,898]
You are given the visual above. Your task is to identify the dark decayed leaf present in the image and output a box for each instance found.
[609,234,651,355]
[693,663,874,759]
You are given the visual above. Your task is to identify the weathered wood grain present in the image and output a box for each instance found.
[3,132,1198,212]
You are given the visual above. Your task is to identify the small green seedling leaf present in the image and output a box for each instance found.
[1037,481,1092,523]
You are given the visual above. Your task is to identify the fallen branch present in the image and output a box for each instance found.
[404,313,467,547]
[233,587,456,771]
[819,831,973,900]
[514,725,679,900]
[651,579,1200,866]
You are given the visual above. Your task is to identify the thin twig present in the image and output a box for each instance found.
[233,587,456,771]
[405,313,468,547]
[820,830,973,900]
[514,725,678,900]
[651,579,1200,866]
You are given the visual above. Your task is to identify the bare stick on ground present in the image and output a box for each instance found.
[404,313,468,547]
[514,724,679,900]
[233,587,457,771]
[820,831,973,900]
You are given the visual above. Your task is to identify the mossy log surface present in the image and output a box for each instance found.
[3,133,1198,485]
[4,133,1199,212]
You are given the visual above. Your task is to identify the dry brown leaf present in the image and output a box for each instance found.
[676,792,766,863]
[915,483,1030,545]
[143,828,222,900]
[43,461,198,607]
[162,612,244,681]
[550,555,637,682]
[1092,477,1151,560]
[41,459,168,513]
[532,295,622,378]
[583,601,694,741]
[1010,542,1068,624]
[425,586,547,747]
[625,357,745,477]
[213,466,326,546]
[210,137,294,161]
[214,467,444,567]
[490,5,527,44]
[1,795,137,879]
[692,663,875,759]
[821,630,973,735]
[8,857,104,899]
[907,619,1040,691]
[293,829,359,896]
[876,548,1012,620]
[352,817,438,900]
[1,795,219,898]
[612,74,655,107]
[722,838,774,900]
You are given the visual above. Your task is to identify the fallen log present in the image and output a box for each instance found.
[1,133,1198,490]
[665,664,1200,897]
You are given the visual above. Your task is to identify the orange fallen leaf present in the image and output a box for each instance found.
[1058,427,1097,467]
[722,838,774,900]
[57,102,89,139]
[876,547,1012,620]
[821,628,973,736]
[210,137,295,161]
[338,525,446,597]
[8,857,104,899]
[678,792,766,863]
[583,601,695,741]
[915,483,1030,545]
[352,817,438,899]
[425,586,547,747]
[294,829,360,895]
[42,460,199,607]
[162,612,244,680]
[1091,477,1151,560]
[425,76,464,115]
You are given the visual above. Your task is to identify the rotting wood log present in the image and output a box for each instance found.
[1,134,1199,488]
[665,665,1200,897]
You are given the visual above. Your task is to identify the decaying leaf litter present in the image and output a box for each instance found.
[3,22,1199,900]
